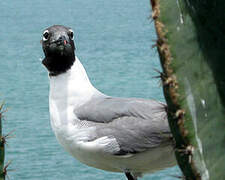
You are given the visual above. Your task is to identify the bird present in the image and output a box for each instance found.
[41,25,176,180]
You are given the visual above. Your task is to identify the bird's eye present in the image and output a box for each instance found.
[68,29,74,40]
[43,30,49,41]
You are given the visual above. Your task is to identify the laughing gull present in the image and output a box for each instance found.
[41,25,176,180]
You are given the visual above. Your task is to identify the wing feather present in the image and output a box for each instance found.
[74,96,173,155]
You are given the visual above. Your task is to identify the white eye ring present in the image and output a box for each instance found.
[42,30,49,41]
[68,29,74,40]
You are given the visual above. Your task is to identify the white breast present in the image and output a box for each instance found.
[49,57,100,128]
[48,57,111,163]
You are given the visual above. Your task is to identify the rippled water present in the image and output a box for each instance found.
[0,0,180,179]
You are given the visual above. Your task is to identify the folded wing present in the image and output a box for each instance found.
[74,96,173,155]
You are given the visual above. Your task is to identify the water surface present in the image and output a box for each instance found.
[0,1,180,179]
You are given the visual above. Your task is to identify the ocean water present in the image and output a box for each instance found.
[0,0,181,179]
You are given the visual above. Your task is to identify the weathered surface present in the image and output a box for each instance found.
[150,0,225,179]
[0,104,5,180]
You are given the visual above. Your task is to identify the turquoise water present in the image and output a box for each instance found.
[0,1,180,179]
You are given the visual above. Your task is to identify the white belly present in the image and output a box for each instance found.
[52,125,176,175]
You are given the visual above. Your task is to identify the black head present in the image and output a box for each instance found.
[41,25,76,76]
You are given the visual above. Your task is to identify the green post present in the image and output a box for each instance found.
[0,104,5,180]
[150,0,225,179]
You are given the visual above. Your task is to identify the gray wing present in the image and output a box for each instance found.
[74,96,173,155]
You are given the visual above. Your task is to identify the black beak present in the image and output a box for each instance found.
[51,35,68,46]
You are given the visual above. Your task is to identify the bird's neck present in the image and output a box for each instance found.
[49,56,99,105]
[48,57,101,127]
[43,54,75,76]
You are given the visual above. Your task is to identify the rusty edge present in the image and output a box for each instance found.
[0,104,6,179]
[150,0,201,179]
